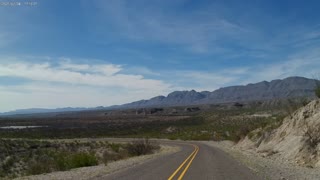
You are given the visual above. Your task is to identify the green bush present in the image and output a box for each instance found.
[168,136,178,140]
[109,143,121,153]
[67,152,98,168]
[26,151,98,175]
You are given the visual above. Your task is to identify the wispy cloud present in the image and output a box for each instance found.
[120,66,161,76]
[161,69,243,91]
[0,57,174,112]
[0,59,171,91]
[236,47,320,84]
[161,46,320,91]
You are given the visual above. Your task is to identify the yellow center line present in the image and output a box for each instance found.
[177,146,199,180]
[167,144,199,180]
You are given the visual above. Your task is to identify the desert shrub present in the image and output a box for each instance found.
[27,159,53,175]
[118,148,129,159]
[126,138,160,156]
[247,131,255,139]
[283,98,309,118]
[109,143,121,153]
[232,126,250,142]
[102,151,121,164]
[0,139,131,178]
[26,151,98,175]
[102,148,129,165]
[50,151,69,171]
[168,136,178,140]
[246,116,284,142]
[66,152,98,168]
[2,156,15,173]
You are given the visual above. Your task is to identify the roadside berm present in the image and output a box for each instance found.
[237,100,320,168]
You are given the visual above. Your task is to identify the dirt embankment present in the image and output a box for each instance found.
[238,99,320,167]
[208,100,320,180]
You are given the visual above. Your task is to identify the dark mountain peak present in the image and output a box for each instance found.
[149,96,165,101]
[167,91,188,98]
[283,76,309,81]
[259,80,269,84]
[167,90,206,99]
[201,91,210,93]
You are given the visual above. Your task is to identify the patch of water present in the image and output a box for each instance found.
[0,126,45,129]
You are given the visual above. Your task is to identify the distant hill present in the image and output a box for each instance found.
[1,76,318,116]
[0,107,106,116]
[119,76,319,108]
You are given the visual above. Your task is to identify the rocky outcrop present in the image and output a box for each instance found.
[238,99,320,167]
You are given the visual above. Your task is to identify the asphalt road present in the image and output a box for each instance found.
[98,141,261,180]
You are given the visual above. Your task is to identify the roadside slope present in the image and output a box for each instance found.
[238,99,320,167]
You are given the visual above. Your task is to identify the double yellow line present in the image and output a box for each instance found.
[168,144,199,180]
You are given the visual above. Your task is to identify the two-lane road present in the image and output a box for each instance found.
[98,141,260,180]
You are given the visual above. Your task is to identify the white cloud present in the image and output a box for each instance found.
[120,66,160,76]
[0,59,243,111]
[0,58,174,112]
[163,70,240,91]
[59,62,91,71]
[236,47,320,84]
[0,60,171,91]
[221,67,249,75]
[59,59,122,75]
[163,47,320,91]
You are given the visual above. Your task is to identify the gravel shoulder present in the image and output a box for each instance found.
[203,141,320,180]
[15,145,180,180]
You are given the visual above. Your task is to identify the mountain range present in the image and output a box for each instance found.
[1,76,319,115]
[119,76,319,108]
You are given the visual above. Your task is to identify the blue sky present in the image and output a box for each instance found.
[1,0,320,112]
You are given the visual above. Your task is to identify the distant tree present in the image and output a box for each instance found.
[315,83,320,98]
[283,97,310,118]
[314,76,320,98]
[303,119,320,148]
